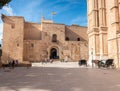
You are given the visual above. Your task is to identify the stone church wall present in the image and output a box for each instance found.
[24,22,41,40]
[2,15,88,64]
[2,17,24,63]
[41,22,66,44]
[66,25,88,41]
[23,40,48,62]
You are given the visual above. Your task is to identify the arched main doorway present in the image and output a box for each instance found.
[50,48,59,59]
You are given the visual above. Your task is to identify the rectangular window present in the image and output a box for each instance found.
[11,24,15,29]
[17,43,19,47]
[52,34,57,42]
[31,43,34,47]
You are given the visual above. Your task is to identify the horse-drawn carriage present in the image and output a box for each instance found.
[93,59,116,69]
[78,59,87,66]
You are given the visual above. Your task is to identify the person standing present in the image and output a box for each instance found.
[12,60,15,69]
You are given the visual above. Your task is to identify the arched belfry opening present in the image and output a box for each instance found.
[50,48,59,59]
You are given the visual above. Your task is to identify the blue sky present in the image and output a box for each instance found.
[0,0,87,43]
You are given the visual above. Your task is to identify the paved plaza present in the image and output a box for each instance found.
[0,62,120,91]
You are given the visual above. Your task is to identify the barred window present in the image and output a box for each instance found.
[52,34,57,42]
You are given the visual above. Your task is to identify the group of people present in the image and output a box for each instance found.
[8,59,18,68]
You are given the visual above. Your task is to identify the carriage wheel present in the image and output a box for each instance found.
[111,64,116,69]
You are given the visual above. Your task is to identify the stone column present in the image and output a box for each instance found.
[87,0,99,66]
[98,0,108,60]
[118,0,120,67]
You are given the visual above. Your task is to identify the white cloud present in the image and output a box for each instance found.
[71,16,87,26]
[2,5,14,16]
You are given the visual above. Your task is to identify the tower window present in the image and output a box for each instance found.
[52,34,57,42]
[31,43,34,47]
[66,37,69,41]
[17,43,19,47]
[77,38,80,41]
[11,24,15,29]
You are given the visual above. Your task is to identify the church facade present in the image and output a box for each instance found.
[87,0,120,67]
[1,15,88,64]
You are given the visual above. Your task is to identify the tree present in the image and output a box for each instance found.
[0,0,12,9]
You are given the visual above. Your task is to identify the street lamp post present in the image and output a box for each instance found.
[116,33,120,67]
[91,48,93,68]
